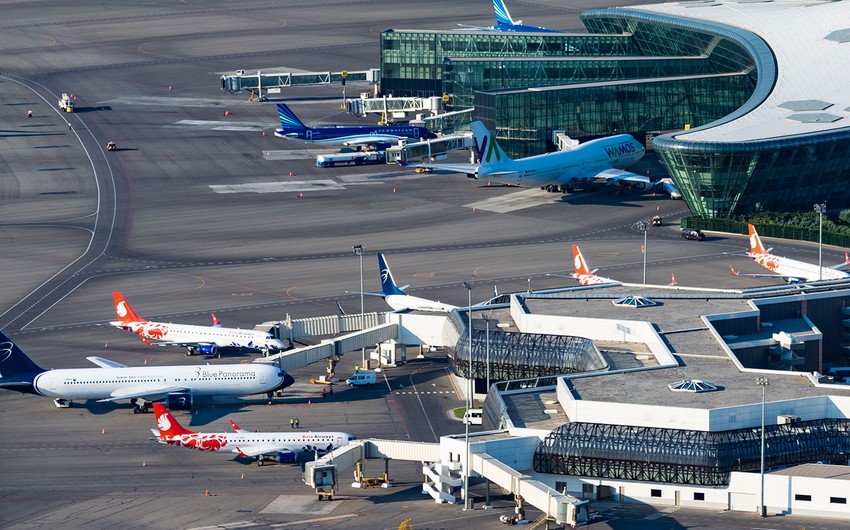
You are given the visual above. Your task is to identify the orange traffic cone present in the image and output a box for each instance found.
[299,193,303,198]
[289,171,293,176]
[168,85,172,90]
[241,473,244,480]
[205,489,210,497]
[224,111,229,117]
[262,131,266,137]
[142,461,146,467]
[472,208,477,213]
[104,342,108,348]
[307,399,312,406]
[101,428,106,435]
[393,187,396,193]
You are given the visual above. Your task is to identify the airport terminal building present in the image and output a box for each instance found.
[380,1,850,217]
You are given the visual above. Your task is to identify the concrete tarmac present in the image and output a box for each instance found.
[1,1,847,529]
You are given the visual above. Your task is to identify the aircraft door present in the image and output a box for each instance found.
[306,130,313,140]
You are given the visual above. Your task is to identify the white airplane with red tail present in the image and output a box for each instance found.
[571,244,621,286]
[728,224,850,283]
[110,292,285,356]
[151,403,356,465]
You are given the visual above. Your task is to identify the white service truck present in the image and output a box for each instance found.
[58,93,75,113]
[316,150,385,168]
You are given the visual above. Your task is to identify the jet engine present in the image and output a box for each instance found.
[197,344,218,356]
[167,392,193,410]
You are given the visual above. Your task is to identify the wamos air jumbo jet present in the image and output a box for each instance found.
[729,224,850,283]
[0,330,294,412]
[151,403,355,465]
[110,292,285,357]
[403,121,676,195]
[274,104,437,149]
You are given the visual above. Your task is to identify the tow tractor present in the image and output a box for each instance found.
[58,93,75,113]
[651,215,663,227]
[106,141,117,151]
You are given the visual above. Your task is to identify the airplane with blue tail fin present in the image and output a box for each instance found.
[274,104,437,149]
[458,0,560,33]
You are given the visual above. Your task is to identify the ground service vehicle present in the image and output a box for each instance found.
[463,408,483,425]
[652,215,663,226]
[59,93,75,112]
[681,228,706,241]
[316,150,385,167]
[346,371,377,386]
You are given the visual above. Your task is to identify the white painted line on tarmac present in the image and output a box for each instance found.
[209,180,344,194]
[270,514,359,527]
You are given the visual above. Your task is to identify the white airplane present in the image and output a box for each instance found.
[110,292,285,356]
[368,252,459,313]
[728,224,850,284]
[570,244,621,286]
[150,403,356,465]
[402,121,675,195]
[0,330,295,412]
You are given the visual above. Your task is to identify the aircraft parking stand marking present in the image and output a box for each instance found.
[104,96,227,107]
[262,150,319,161]
[165,120,269,132]
[209,180,344,193]
[464,188,563,213]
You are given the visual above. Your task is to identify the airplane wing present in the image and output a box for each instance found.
[400,161,482,175]
[728,265,806,283]
[232,444,292,458]
[86,357,128,369]
[97,385,190,403]
[343,136,405,148]
[587,168,653,190]
[831,253,850,270]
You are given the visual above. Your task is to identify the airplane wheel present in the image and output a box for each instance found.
[133,406,141,414]
[257,459,264,467]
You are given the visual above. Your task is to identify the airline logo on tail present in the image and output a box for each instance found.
[471,122,508,165]
[154,403,226,451]
[277,104,308,130]
[573,246,590,276]
[748,224,768,255]
[112,292,146,324]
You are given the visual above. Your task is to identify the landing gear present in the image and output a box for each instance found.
[132,398,150,414]
[266,392,274,405]
[261,348,270,357]
[53,398,71,408]
[256,457,264,467]
[186,346,196,356]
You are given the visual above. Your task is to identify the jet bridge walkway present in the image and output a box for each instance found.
[304,436,589,527]
[386,133,473,164]
[221,68,380,95]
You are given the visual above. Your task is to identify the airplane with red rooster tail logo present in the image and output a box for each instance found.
[110,292,285,357]
[151,403,356,465]
[728,224,850,284]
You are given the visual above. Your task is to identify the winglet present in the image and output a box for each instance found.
[747,224,769,255]
[572,244,592,277]
[729,264,740,276]
[153,403,194,438]
[229,419,250,433]
[112,292,147,325]
[377,252,407,296]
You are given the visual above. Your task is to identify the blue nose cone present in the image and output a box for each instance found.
[281,372,295,389]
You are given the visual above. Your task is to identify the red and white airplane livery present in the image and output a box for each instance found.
[571,244,620,286]
[110,292,285,356]
[729,224,850,284]
[151,403,356,465]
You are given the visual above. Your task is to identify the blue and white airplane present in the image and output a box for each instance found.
[459,0,560,33]
[371,253,459,313]
[0,330,295,412]
[402,121,668,194]
[274,104,437,149]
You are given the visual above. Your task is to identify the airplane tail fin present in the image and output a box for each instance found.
[211,313,221,327]
[153,403,194,438]
[112,292,146,324]
[0,330,46,394]
[277,104,308,130]
[471,121,511,167]
[377,252,406,297]
[747,224,769,255]
[572,244,592,277]
[494,0,518,25]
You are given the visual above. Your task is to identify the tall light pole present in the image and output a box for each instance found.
[637,221,649,284]
[814,203,826,281]
[353,244,365,369]
[462,280,473,511]
[756,376,769,518]
[485,316,490,393]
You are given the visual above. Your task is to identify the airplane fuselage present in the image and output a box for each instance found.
[385,294,458,313]
[111,321,284,353]
[751,252,849,282]
[158,430,352,454]
[479,134,644,187]
[275,126,436,145]
[31,364,287,400]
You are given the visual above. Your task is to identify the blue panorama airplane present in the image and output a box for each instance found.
[274,104,437,149]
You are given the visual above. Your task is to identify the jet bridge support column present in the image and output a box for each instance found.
[514,494,526,522]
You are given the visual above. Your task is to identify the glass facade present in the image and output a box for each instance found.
[533,418,850,486]
[444,56,716,110]
[475,73,753,159]
[380,29,639,98]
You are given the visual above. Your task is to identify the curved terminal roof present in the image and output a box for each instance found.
[630,0,850,142]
